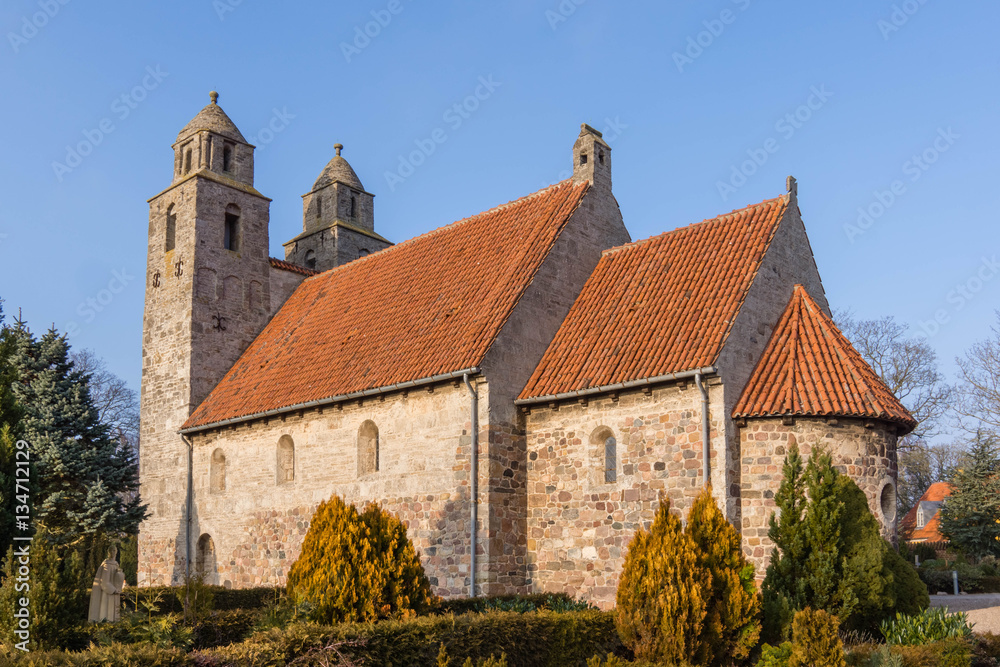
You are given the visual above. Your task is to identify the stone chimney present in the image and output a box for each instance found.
[572,123,612,194]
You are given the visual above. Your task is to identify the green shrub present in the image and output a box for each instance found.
[762,446,929,641]
[879,607,972,646]
[437,593,589,615]
[788,608,846,667]
[204,609,624,667]
[687,486,762,666]
[0,642,194,666]
[892,639,972,667]
[119,534,138,586]
[286,495,435,624]
[615,497,709,665]
[756,642,792,667]
[123,585,282,615]
[918,569,954,594]
[190,609,260,649]
[91,590,194,650]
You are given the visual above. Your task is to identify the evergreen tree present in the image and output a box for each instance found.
[762,444,928,641]
[939,432,1000,558]
[0,302,24,565]
[686,487,761,666]
[286,495,434,624]
[615,497,709,665]
[10,325,146,543]
[762,442,808,642]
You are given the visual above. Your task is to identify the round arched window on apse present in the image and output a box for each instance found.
[879,481,897,523]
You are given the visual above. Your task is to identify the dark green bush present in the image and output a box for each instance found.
[205,609,624,667]
[190,609,260,649]
[122,585,282,615]
[919,569,954,594]
[437,593,590,615]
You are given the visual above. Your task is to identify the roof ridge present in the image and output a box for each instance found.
[299,179,581,283]
[601,193,789,257]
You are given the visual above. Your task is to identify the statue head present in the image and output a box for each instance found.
[108,545,118,561]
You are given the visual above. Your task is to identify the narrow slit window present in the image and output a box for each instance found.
[184,149,193,173]
[165,204,176,252]
[317,197,322,218]
[350,195,357,219]
[224,204,240,252]
[604,436,617,483]
[223,143,234,172]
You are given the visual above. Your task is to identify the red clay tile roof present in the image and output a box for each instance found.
[900,482,953,541]
[518,195,789,400]
[182,180,590,430]
[733,285,917,430]
[269,257,318,277]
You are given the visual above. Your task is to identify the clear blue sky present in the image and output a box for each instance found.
[1,1,996,441]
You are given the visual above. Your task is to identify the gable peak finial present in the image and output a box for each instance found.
[209,91,219,105]
[787,175,798,199]
[334,143,343,157]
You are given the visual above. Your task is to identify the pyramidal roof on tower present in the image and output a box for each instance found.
[312,143,365,192]
[733,285,916,430]
[176,91,247,144]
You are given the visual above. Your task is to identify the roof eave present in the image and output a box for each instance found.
[516,366,717,406]
[180,367,482,435]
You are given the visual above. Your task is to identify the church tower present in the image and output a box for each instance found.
[283,144,391,272]
[138,92,273,585]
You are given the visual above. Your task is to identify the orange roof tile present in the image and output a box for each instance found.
[518,195,789,400]
[269,257,318,277]
[900,482,953,540]
[733,285,917,430]
[182,180,590,430]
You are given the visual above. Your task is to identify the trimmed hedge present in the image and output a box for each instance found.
[0,609,622,667]
[436,593,587,615]
[122,586,283,614]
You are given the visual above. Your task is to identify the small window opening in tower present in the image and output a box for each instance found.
[224,204,241,252]
[304,249,316,270]
[165,204,177,252]
[350,195,357,219]
[359,249,370,259]
[317,197,322,219]
[185,149,193,173]
[580,153,588,166]
[599,150,605,165]
[223,143,234,172]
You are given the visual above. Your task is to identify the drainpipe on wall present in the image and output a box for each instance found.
[463,373,479,598]
[181,433,194,621]
[695,373,711,489]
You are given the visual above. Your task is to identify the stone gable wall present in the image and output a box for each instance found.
[739,417,899,576]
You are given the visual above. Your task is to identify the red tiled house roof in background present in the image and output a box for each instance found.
[182,180,590,430]
[269,257,318,277]
[900,482,953,541]
[733,285,917,430]
[518,195,789,400]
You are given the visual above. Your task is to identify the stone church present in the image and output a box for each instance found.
[138,93,915,606]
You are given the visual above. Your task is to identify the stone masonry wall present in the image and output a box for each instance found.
[523,380,724,608]
[739,417,899,576]
[145,380,489,597]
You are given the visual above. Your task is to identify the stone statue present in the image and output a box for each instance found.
[88,545,126,623]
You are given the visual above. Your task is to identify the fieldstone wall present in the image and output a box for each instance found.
[739,416,900,576]
[150,380,487,596]
[523,380,724,608]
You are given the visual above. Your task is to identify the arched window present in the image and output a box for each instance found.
[165,204,176,252]
[350,194,357,219]
[358,421,379,476]
[591,426,617,483]
[277,435,294,484]
[304,250,316,270]
[222,142,234,172]
[196,533,216,582]
[210,448,226,493]
[224,204,240,252]
[359,249,370,259]
[184,148,193,174]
